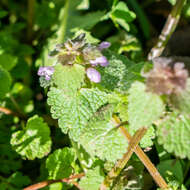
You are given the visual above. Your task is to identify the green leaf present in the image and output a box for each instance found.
[0,10,8,18]
[128,82,164,147]
[0,65,12,99]
[157,111,190,159]
[47,87,108,141]
[157,159,183,183]
[46,148,75,180]
[0,172,31,190]
[10,58,30,79]
[0,144,22,174]
[168,0,176,5]
[110,1,136,31]
[10,115,52,160]
[79,105,128,162]
[73,29,100,44]
[127,0,150,39]
[139,126,155,148]
[170,79,190,115]
[44,182,64,190]
[99,50,144,93]
[128,81,164,130]
[70,11,105,31]
[52,64,85,94]
[79,166,105,190]
[7,172,31,188]
[77,0,90,10]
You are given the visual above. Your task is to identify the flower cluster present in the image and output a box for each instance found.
[37,34,110,84]
[145,61,189,95]
[37,66,54,81]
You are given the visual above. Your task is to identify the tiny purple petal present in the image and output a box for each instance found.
[90,56,109,67]
[98,41,111,50]
[90,59,99,66]
[86,68,101,83]
[45,75,51,80]
[97,56,109,67]
[37,66,54,80]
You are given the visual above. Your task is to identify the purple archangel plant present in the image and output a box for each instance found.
[38,34,111,85]
[145,62,188,95]
[38,66,55,81]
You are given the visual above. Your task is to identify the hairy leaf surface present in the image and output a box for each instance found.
[47,87,108,141]
[79,166,104,190]
[11,115,52,160]
[157,112,190,159]
[128,82,164,147]
[80,105,128,162]
[99,50,144,93]
[52,64,85,94]
[128,82,164,130]
[46,148,75,180]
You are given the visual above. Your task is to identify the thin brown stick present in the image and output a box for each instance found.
[100,127,147,190]
[113,115,168,189]
[0,106,13,115]
[23,173,85,190]
[0,106,26,119]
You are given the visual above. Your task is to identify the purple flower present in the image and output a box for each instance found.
[90,56,109,67]
[98,42,111,50]
[86,68,101,83]
[37,66,54,81]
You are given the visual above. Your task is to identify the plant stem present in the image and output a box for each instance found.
[100,127,147,190]
[23,173,85,190]
[27,0,35,42]
[148,0,186,60]
[113,116,168,189]
[58,0,70,43]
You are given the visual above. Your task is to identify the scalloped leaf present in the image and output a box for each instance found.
[52,64,85,94]
[170,79,190,115]
[79,166,104,190]
[79,105,128,162]
[157,111,190,159]
[47,87,108,141]
[98,50,144,93]
[128,82,164,147]
[10,115,52,160]
[0,53,18,71]
[128,82,164,130]
[110,1,136,31]
[46,148,75,180]
[139,126,155,148]
[0,66,12,99]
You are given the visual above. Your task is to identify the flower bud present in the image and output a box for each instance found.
[90,56,109,67]
[37,66,54,81]
[146,62,188,95]
[86,68,101,83]
[98,41,111,50]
